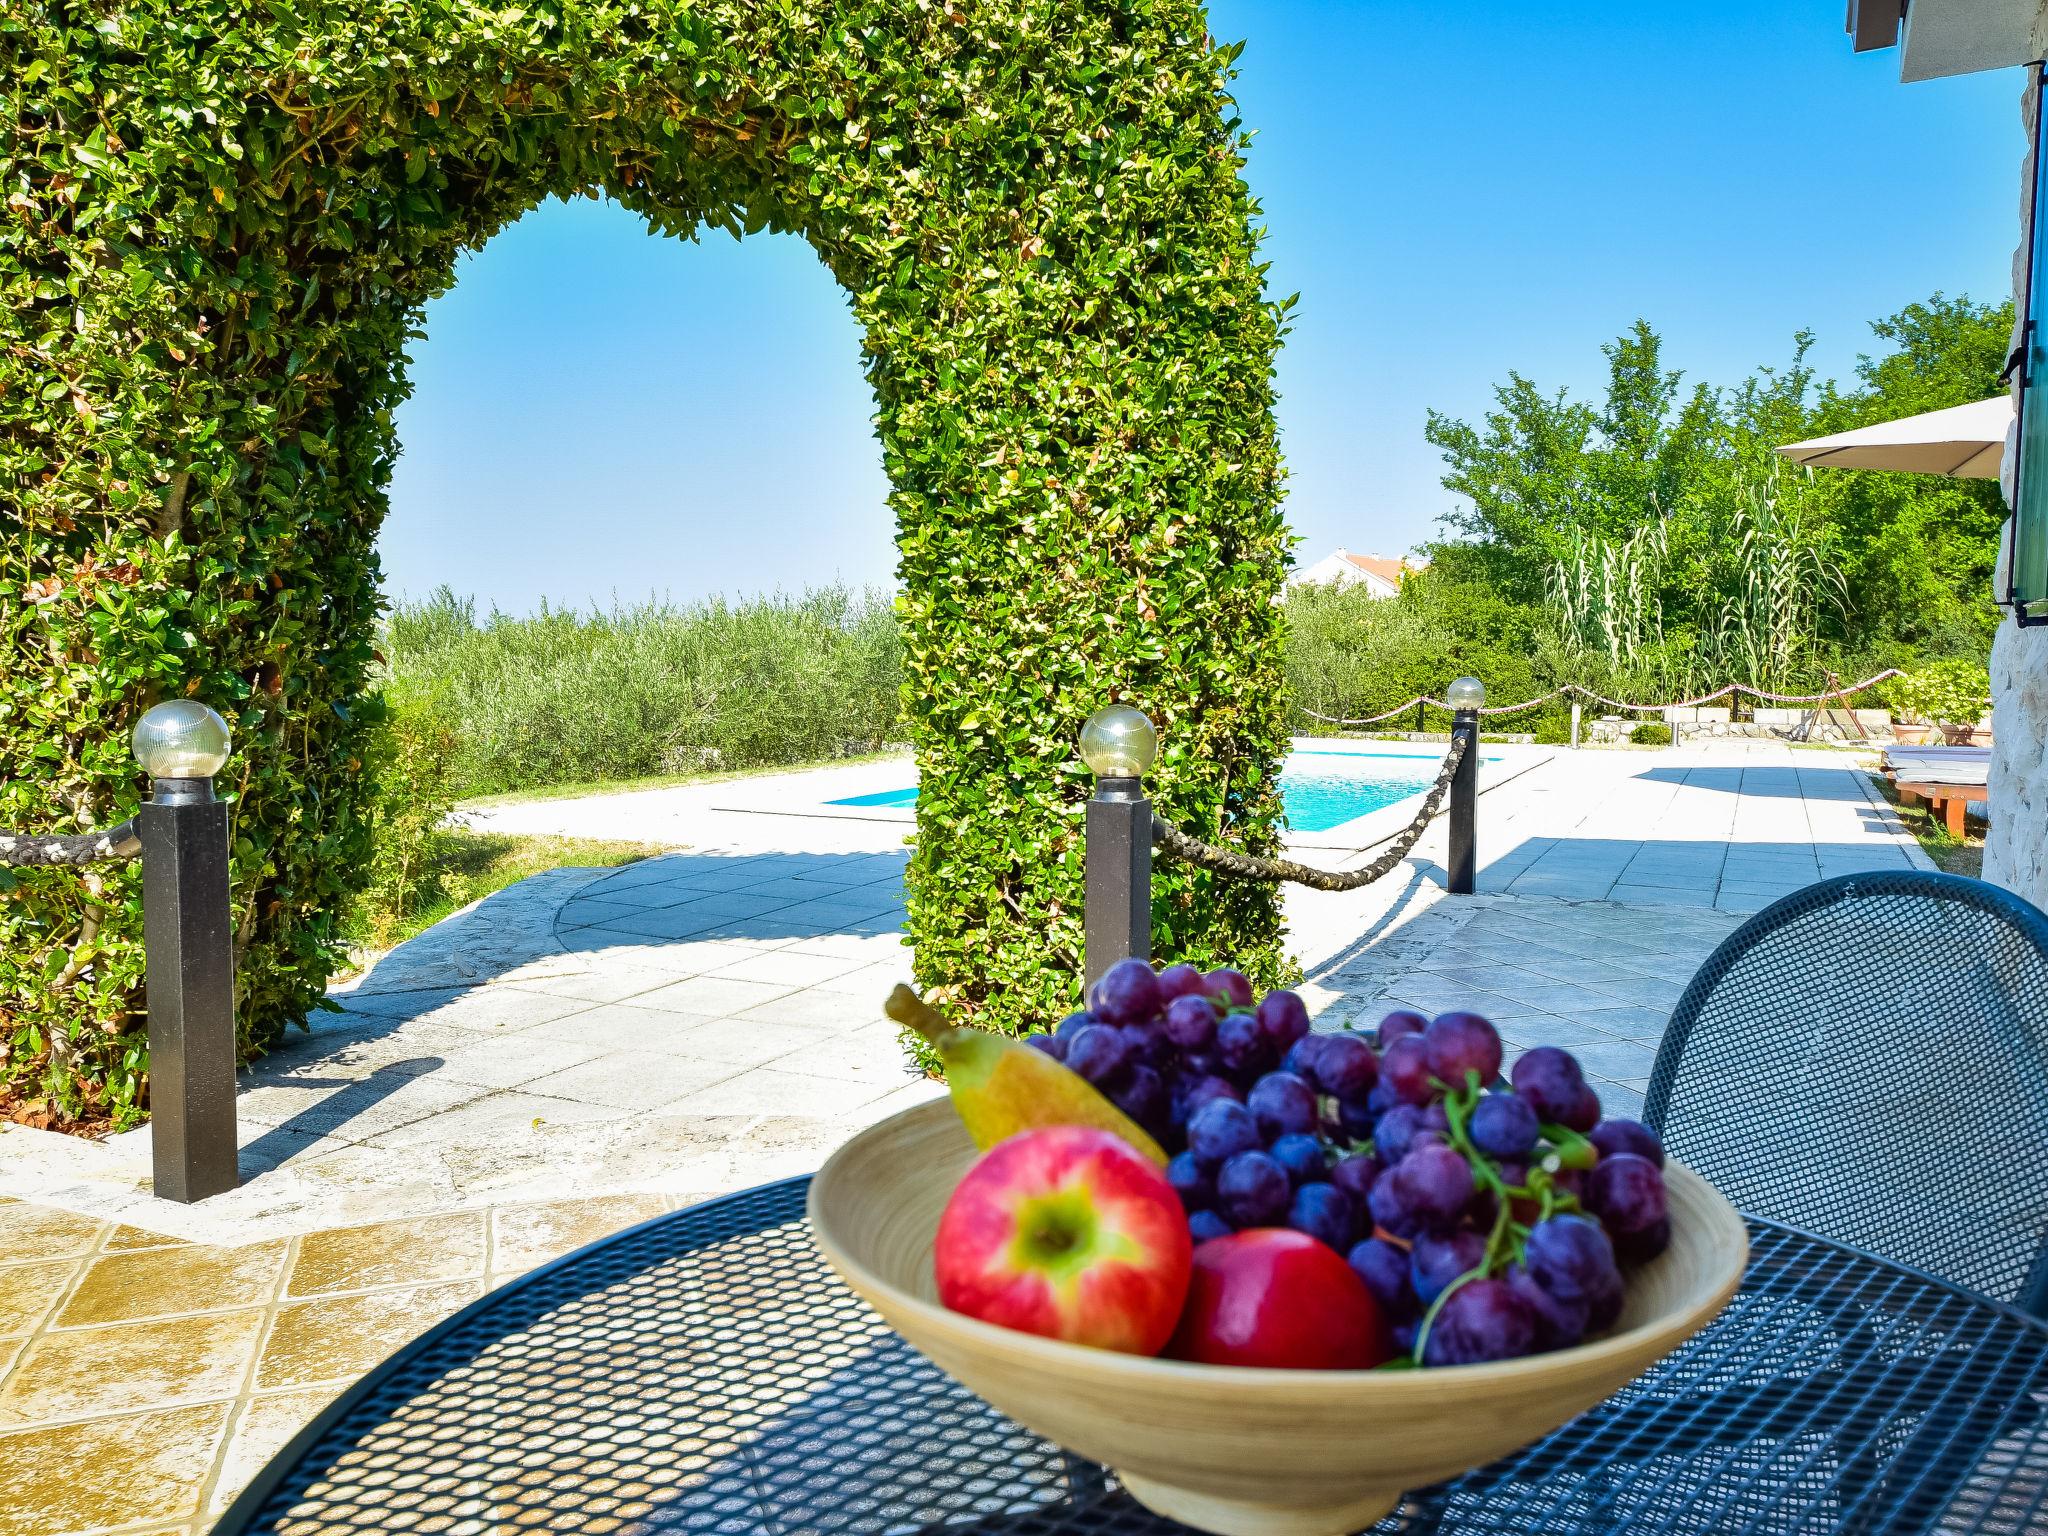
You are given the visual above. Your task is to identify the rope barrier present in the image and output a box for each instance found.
[1152,731,1467,891]
[1297,669,1906,728]
[0,820,140,867]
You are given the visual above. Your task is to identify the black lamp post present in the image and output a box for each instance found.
[131,700,239,1203]
[1080,704,1157,988]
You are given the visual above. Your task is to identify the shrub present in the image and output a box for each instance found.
[351,687,463,950]
[2,0,1291,1114]
[387,586,906,796]
[1881,658,1992,726]
[1630,722,1673,745]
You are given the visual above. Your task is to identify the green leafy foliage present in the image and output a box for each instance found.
[1,0,1290,1120]
[387,585,905,795]
[1423,295,2010,685]
[1880,659,1993,727]
[1280,293,2009,742]
[1629,722,1672,746]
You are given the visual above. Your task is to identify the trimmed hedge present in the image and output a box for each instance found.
[1,0,1291,1122]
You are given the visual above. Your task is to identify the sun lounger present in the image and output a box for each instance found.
[1880,745,1990,835]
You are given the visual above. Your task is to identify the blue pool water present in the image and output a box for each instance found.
[829,750,1487,833]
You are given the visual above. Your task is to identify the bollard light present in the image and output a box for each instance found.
[1079,704,1158,780]
[1080,704,1155,986]
[133,696,239,1202]
[1445,676,1486,713]
[133,700,232,781]
[1446,678,1481,896]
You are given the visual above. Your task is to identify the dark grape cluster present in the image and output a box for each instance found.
[1030,957,1673,1369]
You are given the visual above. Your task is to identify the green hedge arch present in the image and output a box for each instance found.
[1,0,1292,1123]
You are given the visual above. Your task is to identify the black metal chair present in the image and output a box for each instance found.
[1627,869,2048,1534]
[1646,868,2048,1317]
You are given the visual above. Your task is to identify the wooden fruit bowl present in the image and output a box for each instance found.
[809,1098,1748,1536]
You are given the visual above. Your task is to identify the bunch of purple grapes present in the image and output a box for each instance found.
[1029,957,1673,1369]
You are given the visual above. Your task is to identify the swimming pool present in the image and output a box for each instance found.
[828,750,1487,834]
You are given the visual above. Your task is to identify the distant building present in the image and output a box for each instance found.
[1287,548,1427,598]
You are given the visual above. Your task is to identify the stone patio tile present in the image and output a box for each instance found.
[682,918,837,949]
[1597,1083,1647,1119]
[1564,1039,1661,1083]
[667,1015,841,1068]
[591,905,734,940]
[490,1193,673,1276]
[54,1241,288,1329]
[0,1308,264,1424]
[1580,972,1694,1009]
[1425,967,1610,1017]
[1618,863,1726,891]
[1607,883,1722,909]
[570,876,695,909]
[808,960,916,1000]
[0,1199,107,1262]
[507,966,688,1005]
[288,1211,487,1297]
[772,894,905,926]
[706,949,863,988]
[252,1019,483,1081]
[1714,890,1778,914]
[1507,874,1616,898]
[257,1280,481,1392]
[517,1050,740,1111]
[209,1387,341,1516]
[0,1258,82,1337]
[1577,1004,1676,1039]
[100,1224,188,1253]
[405,989,597,1034]
[520,1003,716,1051]
[638,862,770,892]
[1715,880,1804,898]
[364,1089,630,1147]
[328,985,470,1018]
[1496,1015,1655,1051]
[730,989,886,1033]
[0,1401,229,1536]
[240,1070,488,1144]
[666,1065,894,1118]
[428,1035,608,1091]
[591,942,767,993]
[555,897,662,929]
[630,974,796,1017]
[783,1025,926,1090]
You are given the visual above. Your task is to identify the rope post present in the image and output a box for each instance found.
[1445,677,1483,895]
[132,701,240,1203]
[1415,698,1425,735]
[1079,705,1156,988]
[1570,700,1582,749]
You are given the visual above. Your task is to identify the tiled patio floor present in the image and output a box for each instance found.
[0,742,1929,1533]
[0,1190,691,1535]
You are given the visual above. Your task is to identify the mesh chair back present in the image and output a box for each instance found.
[1645,871,2048,1316]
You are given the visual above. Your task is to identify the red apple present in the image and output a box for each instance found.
[1167,1228,1389,1369]
[936,1125,1193,1355]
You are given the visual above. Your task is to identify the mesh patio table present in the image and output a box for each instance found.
[215,1177,2048,1536]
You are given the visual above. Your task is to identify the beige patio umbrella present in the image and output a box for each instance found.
[1774,395,2012,479]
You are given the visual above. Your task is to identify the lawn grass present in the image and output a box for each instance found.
[348,829,669,955]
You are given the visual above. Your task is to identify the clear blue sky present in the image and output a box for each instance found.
[382,1,2022,615]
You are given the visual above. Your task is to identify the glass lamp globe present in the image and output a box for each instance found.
[1079,704,1158,778]
[1445,676,1486,712]
[132,700,233,779]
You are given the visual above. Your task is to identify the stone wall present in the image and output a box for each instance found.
[1986,70,2048,914]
